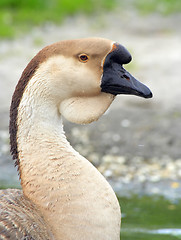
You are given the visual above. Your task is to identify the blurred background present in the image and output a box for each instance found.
[0,0,181,239]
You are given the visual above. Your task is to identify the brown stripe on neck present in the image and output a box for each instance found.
[9,55,40,170]
[9,43,63,171]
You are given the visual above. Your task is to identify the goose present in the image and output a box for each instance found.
[0,38,152,240]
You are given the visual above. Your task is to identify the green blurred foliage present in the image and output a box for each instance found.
[121,232,179,240]
[134,0,181,15]
[0,0,181,38]
[119,195,181,240]
[0,0,115,38]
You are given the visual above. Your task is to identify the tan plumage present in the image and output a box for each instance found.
[0,38,152,240]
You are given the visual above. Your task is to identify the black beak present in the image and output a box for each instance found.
[101,43,152,99]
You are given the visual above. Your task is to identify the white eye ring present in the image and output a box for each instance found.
[78,54,89,63]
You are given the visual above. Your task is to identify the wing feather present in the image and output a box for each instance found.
[0,189,52,240]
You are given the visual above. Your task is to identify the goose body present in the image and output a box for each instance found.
[0,38,152,240]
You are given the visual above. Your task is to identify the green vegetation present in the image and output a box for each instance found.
[121,232,179,240]
[0,0,116,38]
[119,195,181,239]
[133,0,181,15]
[0,0,181,38]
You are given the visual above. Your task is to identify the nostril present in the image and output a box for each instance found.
[123,74,130,81]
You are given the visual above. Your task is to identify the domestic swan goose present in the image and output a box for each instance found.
[0,38,152,240]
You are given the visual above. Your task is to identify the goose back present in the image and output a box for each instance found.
[0,189,53,239]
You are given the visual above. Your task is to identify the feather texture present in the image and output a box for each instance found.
[0,189,52,239]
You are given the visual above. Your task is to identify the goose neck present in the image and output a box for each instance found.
[15,79,120,240]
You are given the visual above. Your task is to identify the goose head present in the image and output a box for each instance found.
[13,38,152,126]
[58,38,152,123]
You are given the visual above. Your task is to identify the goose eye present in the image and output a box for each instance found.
[78,54,89,63]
